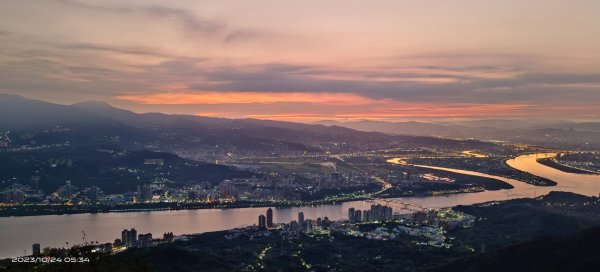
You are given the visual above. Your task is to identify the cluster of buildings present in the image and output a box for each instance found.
[25,205,475,259]
[394,225,447,247]
[257,208,333,234]
[1,151,380,207]
[117,228,172,249]
[255,205,398,239]
[386,171,454,185]
[348,204,393,223]
[257,208,332,236]
[216,171,374,203]
[247,205,474,248]
[53,181,102,203]
[1,170,374,206]
[0,183,42,204]
[0,181,102,205]
[556,152,600,173]
[29,229,178,257]
[257,208,274,229]
[0,187,25,204]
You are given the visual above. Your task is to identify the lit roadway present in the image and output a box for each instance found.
[228,148,472,196]
[365,198,426,212]
[332,155,393,194]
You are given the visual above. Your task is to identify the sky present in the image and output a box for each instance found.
[1,0,599,122]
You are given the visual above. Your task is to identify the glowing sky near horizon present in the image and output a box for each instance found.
[1,0,599,121]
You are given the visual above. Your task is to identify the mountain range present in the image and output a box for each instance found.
[315,119,600,150]
[1,94,501,161]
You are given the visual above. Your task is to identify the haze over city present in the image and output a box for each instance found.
[1,0,600,121]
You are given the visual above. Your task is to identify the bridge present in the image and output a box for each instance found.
[365,198,427,213]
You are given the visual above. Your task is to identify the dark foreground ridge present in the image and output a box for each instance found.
[447,226,600,272]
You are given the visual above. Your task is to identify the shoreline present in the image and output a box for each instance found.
[1,153,558,218]
[537,157,599,175]
[0,184,500,218]
[0,198,367,218]
[0,188,485,218]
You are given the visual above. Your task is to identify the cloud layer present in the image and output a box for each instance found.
[1,0,599,121]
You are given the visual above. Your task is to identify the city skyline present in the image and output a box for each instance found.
[1,0,600,121]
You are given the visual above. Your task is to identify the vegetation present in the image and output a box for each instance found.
[0,147,253,194]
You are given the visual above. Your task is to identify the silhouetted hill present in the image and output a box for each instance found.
[0,94,112,130]
[1,95,499,157]
[0,147,253,193]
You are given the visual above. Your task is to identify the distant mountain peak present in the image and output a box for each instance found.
[71,100,116,109]
[0,93,30,102]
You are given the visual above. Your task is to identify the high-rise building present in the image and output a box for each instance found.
[354,210,362,222]
[266,208,273,228]
[258,214,266,228]
[363,210,371,222]
[1,190,25,204]
[370,204,387,221]
[348,208,355,223]
[298,212,304,226]
[120,228,140,247]
[385,206,393,221]
[121,229,129,246]
[370,204,377,221]
[32,243,40,256]
[129,228,137,247]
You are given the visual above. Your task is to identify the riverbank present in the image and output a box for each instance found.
[1,169,514,218]
[537,157,598,175]
[0,185,493,218]
[401,155,557,186]
[0,197,371,218]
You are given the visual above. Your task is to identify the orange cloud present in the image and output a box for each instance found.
[195,102,538,122]
[115,91,381,105]
[241,113,328,121]
[117,90,590,122]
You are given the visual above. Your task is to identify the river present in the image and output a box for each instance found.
[1,153,599,259]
